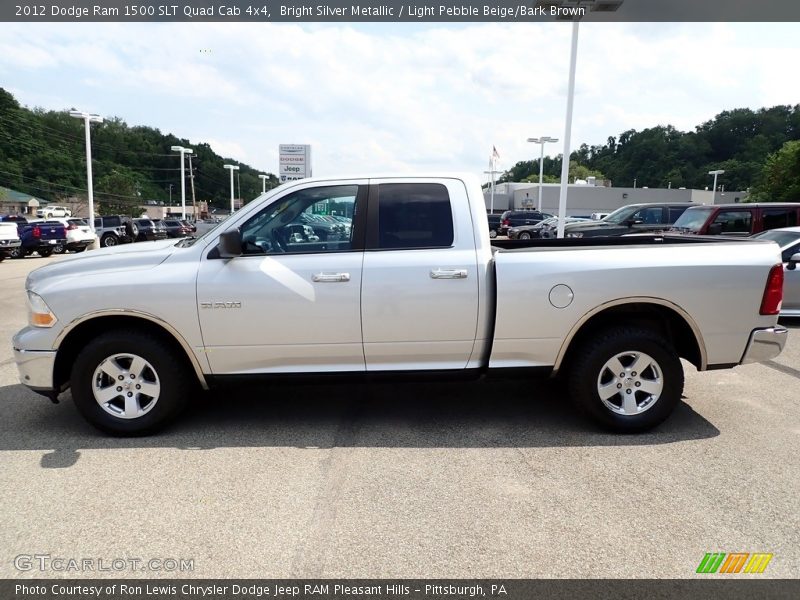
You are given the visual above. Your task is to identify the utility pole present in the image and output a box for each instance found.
[168,183,173,204]
[188,154,197,221]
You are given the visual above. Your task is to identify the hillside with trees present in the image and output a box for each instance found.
[0,88,278,214]
[501,105,800,200]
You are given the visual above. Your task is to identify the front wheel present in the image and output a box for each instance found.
[70,330,193,435]
[568,327,683,433]
[53,243,66,254]
[489,229,497,239]
[37,248,53,258]
[9,247,24,259]
[519,232,532,240]
[101,234,118,247]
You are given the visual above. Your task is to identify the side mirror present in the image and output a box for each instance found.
[217,229,242,258]
[707,223,723,235]
[787,252,800,271]
[626,219,644,226]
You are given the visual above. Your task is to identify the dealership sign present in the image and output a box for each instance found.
[279,144,312,182]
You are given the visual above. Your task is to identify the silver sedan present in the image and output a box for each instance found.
[752,226,800,317]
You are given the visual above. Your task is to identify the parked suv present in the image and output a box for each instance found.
[498,210,551,236]
[562,203,694,238]
[47,217,95,253]
[94,215,137,247]
[36,205,71,218]
[133,218,168,242]
[669,203,800,237]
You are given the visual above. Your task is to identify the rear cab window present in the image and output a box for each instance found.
[373,183,454,250]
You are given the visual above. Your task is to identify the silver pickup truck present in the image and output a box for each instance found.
[13,175,788,435]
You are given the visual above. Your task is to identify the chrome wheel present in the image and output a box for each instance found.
[92,353,161,419]
[596,350,663,415]
[489,229,497,239]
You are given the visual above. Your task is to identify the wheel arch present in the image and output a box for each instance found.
[53,311,209,392]
[554,298,707,374]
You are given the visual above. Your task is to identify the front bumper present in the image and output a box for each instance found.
[0,239,21,248]
[13,346,57,391]
[740,326,788,364]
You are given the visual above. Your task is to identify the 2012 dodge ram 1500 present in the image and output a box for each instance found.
[13,175,788,435]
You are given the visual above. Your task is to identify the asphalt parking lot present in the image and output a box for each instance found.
[0,255,798,579]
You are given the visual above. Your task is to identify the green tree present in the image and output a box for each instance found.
[749,140,800,203]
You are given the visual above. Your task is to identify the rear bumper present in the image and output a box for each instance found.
[0,239,21,248]
[740,326,788,365]
[13,347,57,391]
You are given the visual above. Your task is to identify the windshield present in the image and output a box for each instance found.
[602,205,641,225]
[670,207,714,232]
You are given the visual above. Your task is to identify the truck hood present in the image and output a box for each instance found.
[26,239,178,290]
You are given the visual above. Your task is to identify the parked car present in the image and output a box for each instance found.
[160,219,193,238]
[562,203,694,238]
[0,221,22,261]
[498,210,552,236]
[181,220,197,234]
[134,218,168,242]
[36,205,71,218]
[487,214,501,239]
[669,203,800,237]
[509,217,591,240]
[94,215,137,247]
[47,218,95,253]
[0,216,66,258]
[751,227,800,317]
[13,174,787,436]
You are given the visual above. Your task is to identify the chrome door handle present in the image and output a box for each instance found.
[312,272,350,283]
[430,268,468,279]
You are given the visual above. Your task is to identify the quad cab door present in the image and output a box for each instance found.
[360,179,480,370]
[197,181,368,374]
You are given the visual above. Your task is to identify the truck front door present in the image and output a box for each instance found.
[197,182,368,374]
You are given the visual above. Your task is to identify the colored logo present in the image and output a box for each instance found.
[696,553,773,574]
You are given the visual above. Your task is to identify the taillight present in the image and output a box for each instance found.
[503,219,510,226]
[760,264,784,315]
[32,226,41,238]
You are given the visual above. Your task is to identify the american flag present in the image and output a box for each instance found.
[492,145,500,160]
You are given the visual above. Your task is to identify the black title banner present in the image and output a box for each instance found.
[4,0,800,22]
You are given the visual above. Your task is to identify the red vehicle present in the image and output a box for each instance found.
[670,203,800,237]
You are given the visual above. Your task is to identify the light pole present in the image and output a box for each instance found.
[537,0,624,238]
[224,164,240,214]
[259,174,269,194]
[483,169,501,213]
[170,145,193,219]
[708,169,725,204]
[168,183,173,204]
[69,110,103,238]
[527,136,558,212]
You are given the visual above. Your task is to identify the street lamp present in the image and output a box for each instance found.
[536,0,625,237]
[224,165,240,214]
[258,174,269,194]
[69,110,103,238]
[527,136,559,212]
[170,145,193,219]
[708,169,725,204]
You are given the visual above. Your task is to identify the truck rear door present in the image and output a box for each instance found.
[360,179,480,370]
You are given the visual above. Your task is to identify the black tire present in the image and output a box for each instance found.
[101,234,118,247]
[519,232,532,240]
[9,246,24,259]
[53,243,66,254]
[489,229,497,239]
[0,254,5,262]
[70,330,193,436]
[37,248,53,258]
[125,221,138,239]
[72,246,87,253]
[568,326,683,433]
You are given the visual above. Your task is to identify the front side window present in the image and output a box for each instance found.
[631,207,666,225]
[376,183,453,249]
[712,210,752,234]
[239,185,358,255]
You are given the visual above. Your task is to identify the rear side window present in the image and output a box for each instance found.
[762,208,798,231]
[377,183,453,249]
[712,210,752,233]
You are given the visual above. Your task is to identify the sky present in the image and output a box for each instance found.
[0,21,798,183]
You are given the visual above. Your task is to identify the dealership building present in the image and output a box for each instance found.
[484,180,748,216]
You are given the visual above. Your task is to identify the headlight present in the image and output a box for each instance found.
[27,291,57,328]
[566,232,584,238]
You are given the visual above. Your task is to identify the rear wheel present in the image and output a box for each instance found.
[53,243,66,254]
[101,234,118,247]
[568,326,683,433]
[70,330,193,435]
[38,248,54,258]
[9,247,23,259]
